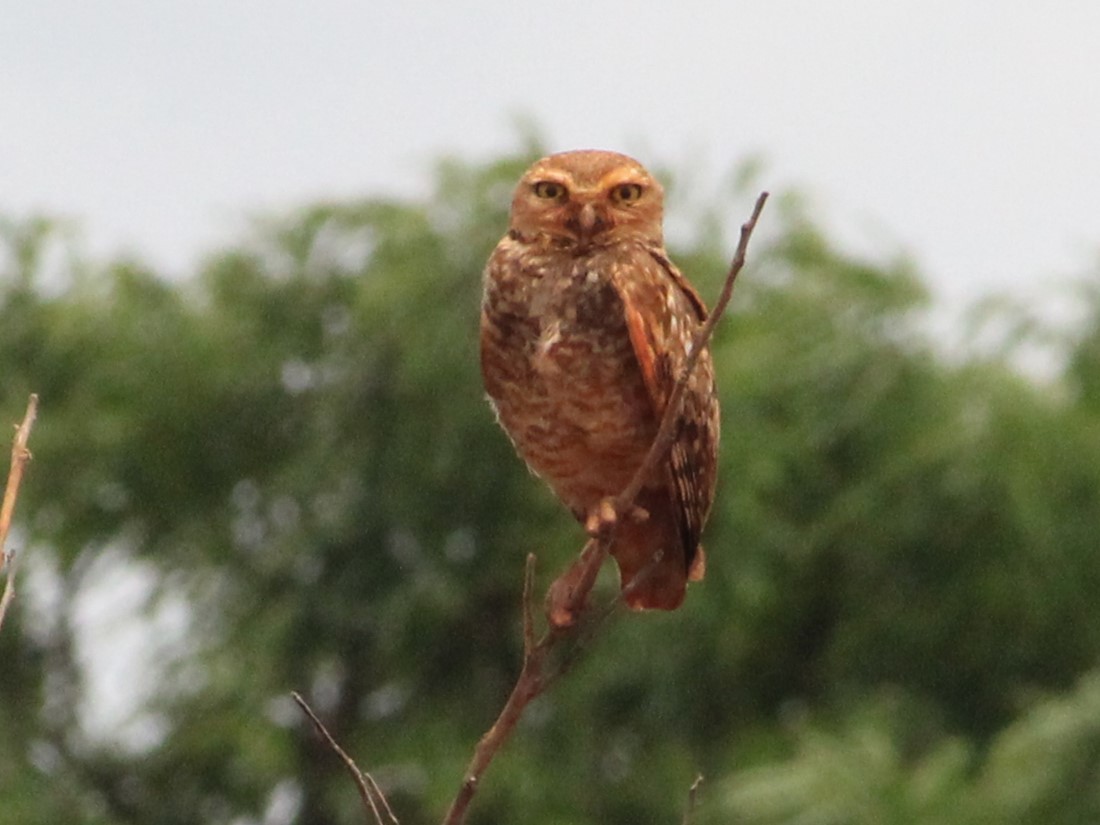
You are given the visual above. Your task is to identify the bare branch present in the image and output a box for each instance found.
[366,773,400,825]
[441,193,768,825]
[0,393,40,634]
[292,691,397,825]
[615,191,769,514]
[0,549,20,635]
[442,626,545,825]
[682,774,704,825]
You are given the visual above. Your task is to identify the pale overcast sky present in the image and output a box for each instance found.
[4,0,1099,316]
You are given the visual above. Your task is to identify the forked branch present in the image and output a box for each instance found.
[292,691,399,825]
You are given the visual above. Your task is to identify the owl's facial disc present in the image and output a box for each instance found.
[509,150,664,246]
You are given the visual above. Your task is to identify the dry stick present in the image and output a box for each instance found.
[292,691,398,825]
[442,192,769,825]
[682,774,704,825]
[365,774,400,825]
[622,192,768,512]
[0,394,40,634]
[443,568,547,825]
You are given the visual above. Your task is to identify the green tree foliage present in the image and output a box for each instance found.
[721,673,1100,825]
[1,149,1098,824]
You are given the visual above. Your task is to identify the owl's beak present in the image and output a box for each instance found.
[574,201,608,238]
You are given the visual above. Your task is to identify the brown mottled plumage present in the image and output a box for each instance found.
[480,150,719,610]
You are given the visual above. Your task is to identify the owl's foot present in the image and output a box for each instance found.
[546,533,608,629]
[583,499,648,541]
[550,499,651,628]
[584,499,617,541]
[546,561,588,628]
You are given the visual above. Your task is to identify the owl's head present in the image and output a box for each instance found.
[508,150,665,247]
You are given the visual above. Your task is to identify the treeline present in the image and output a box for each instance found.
[1,147,1098,824]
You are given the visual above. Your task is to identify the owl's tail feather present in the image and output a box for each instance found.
[610,491,697,611]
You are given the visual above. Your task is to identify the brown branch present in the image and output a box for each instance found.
[442,193,768,825]
[618,190,769,515]
[682,774,704,825]
[0,394,40,635]
[442,580,547,825]
[292,691,398,825]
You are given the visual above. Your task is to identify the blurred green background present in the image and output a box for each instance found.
[2,144,1099,825]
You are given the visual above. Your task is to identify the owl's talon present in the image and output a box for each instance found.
[546,550,599,628]
[584,499,618,540]
[546,579,583,628]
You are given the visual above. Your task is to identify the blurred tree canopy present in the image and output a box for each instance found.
[1,145,1099,825]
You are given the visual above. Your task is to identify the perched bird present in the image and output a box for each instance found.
[480,150,719,611]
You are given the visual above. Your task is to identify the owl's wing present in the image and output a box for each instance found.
[614,245,719,577]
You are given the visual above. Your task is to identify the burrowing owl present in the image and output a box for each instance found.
[480,150,719,610]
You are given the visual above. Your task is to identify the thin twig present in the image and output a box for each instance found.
[292,691,397,825]
[442,193,768,825]
[0,394,40,635]
[442,594,546,825]
[616,191,769,515]
[682,774,704,825]
[365,774,400,825]
[0,550,20,635]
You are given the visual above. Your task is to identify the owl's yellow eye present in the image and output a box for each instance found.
[611,183,644,203]
[533,181,566,200]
